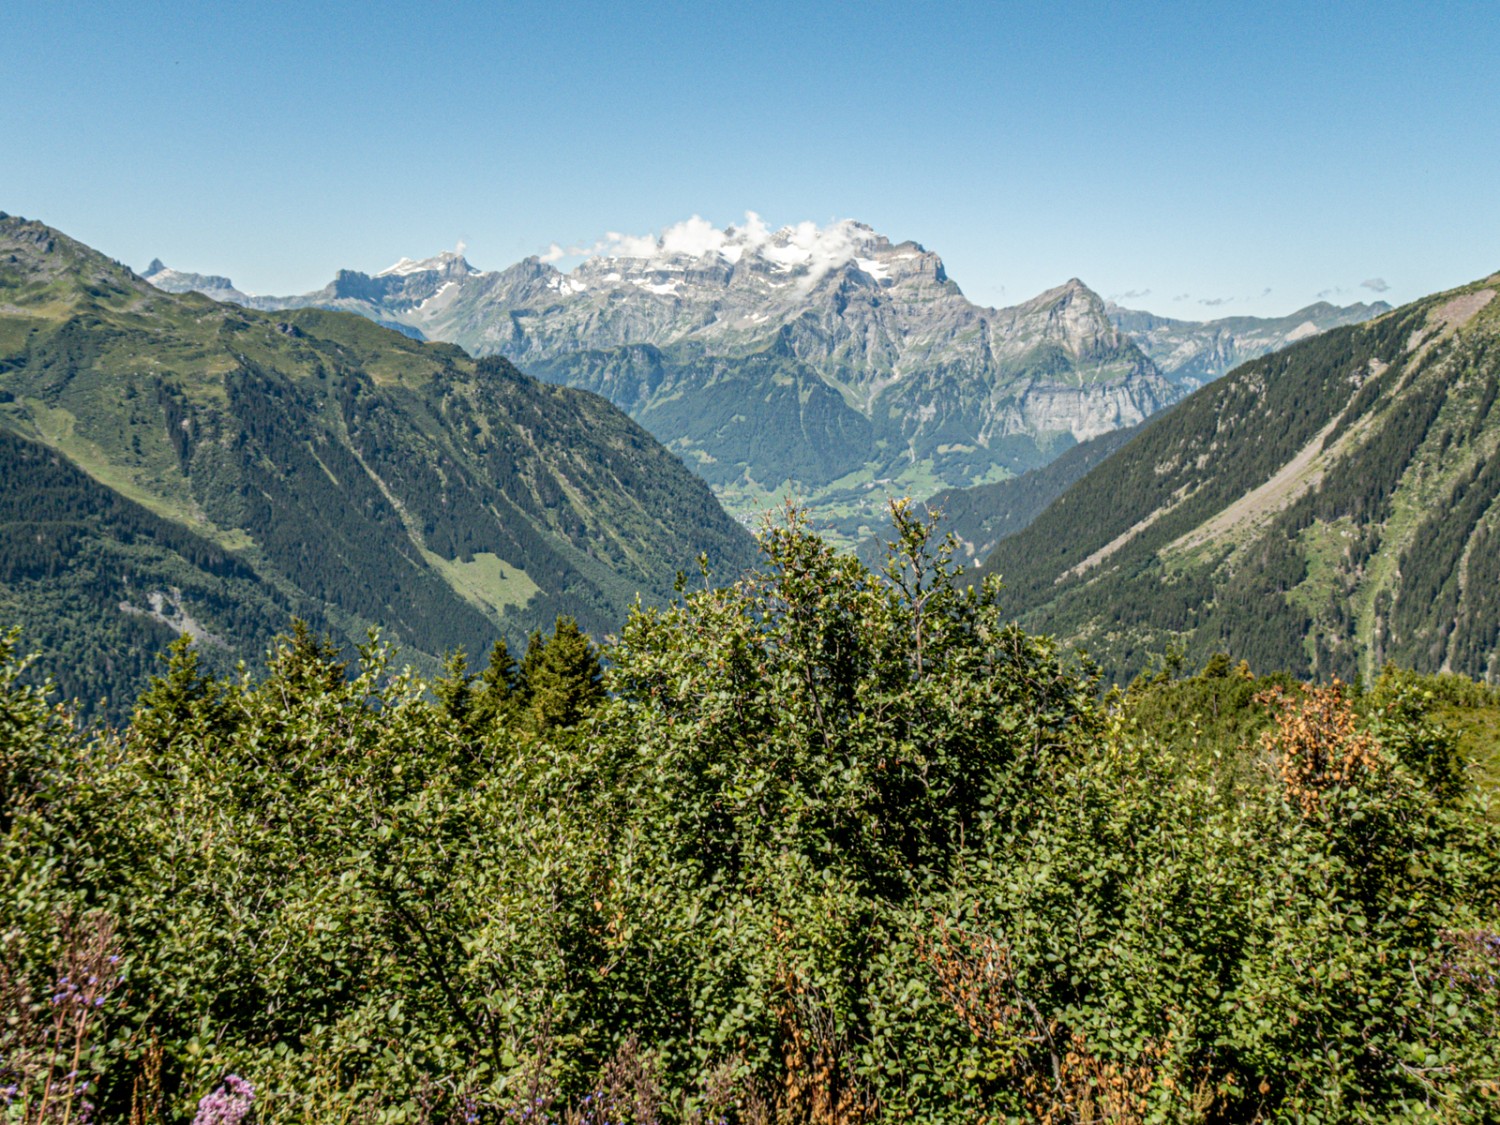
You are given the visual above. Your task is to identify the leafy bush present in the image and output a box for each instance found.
[2,512,1499,1122]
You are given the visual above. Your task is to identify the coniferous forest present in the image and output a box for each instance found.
[4,507,1499,1124]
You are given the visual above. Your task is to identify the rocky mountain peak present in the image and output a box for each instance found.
[375,249,476,280]
[1008,277,1127,358]
[140,259,244,300]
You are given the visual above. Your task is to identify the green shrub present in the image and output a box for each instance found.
[2,511,1498,1123]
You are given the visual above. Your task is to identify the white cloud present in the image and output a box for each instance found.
[582,212,871,289]
[1361,277,1390,293]
[1198,297,1232,307]
[597,229,662,258]
[540,242,566,263]
[1114,288,1151,301]
[659,215,729,259]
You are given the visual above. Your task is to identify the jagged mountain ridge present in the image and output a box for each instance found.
[0,213,759,709]
[152,221,1176,539]
[1110,298,1392,388]
[984,270,1500,685]
[142,258,251,305]
[148,219,1389,543]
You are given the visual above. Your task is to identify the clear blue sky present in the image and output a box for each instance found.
[6,0,1497,317]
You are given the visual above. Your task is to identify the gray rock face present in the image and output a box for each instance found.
[141,220,1382,539]
[141,260,250,304]
[1108,300,1392,389]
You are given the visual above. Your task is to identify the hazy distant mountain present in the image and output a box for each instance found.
[0,213,757,711]
[141,257,252,304]
[170,221,1175,539]
[146,220,1387,543]
[1109,299,1391,389]
[986,270,1500,685]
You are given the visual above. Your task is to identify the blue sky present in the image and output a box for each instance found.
[6,0,1497,316]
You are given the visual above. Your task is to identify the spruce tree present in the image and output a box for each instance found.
[469,638,520,732]
[433,649,474,725]
[524,617,604,731]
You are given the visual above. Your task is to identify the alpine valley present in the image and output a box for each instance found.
[145,218,1385,544]
[0,213,757,713]
[984,270,1500,685]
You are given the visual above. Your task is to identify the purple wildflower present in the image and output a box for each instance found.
[192,1074,255,1125]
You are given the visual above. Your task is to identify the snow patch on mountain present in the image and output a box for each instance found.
[378,247,476,278]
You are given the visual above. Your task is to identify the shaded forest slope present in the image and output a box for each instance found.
[0,213,757,710]
[985,272,1500,684]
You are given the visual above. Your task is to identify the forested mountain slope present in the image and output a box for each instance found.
[856,423,1141,568]
[0,213,757,708]
[985,271,1500,685]
[0,426,313,713]
[150,225,1178,536]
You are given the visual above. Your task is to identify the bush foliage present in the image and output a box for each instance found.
[3,508,1499,1123]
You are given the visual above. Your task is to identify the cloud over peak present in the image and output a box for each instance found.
[581,213,875,286]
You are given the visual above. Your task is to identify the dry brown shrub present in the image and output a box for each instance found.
[917,917,1217,1124]
[774,1015,872,1125]
[127,1036,164,1125]
[1256,681,1380,817]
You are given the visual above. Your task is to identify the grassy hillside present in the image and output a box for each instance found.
[985,271,1500,685]
[0,213,758,705]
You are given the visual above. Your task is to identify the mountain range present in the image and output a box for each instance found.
[983,270,1500,684]
[0,213,757,713]
[8,209,1494,702]
[1107,298,1390,388]
[144,220,1385,544]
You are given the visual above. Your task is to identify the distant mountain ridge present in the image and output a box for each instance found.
[0,212,758,711]
[144,221,1173,539]
[142,258,251,304]
[1109,298,1392,388]
[984,270,1500,685]
[146,218,1389,542]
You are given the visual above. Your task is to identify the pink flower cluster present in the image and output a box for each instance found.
[193,1074,255,1125]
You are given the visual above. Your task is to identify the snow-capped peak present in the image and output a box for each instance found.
[376,246,477,278]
